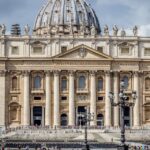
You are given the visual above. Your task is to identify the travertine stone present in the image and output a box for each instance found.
[23,71,30,126]
[53,71,60,127]
[69,71,75,126]
[105,71,112,127]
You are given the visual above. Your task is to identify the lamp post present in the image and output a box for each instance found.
[109,80,137,150]
[78,110,94,150]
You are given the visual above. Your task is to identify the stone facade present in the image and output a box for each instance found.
[0,0,150,128]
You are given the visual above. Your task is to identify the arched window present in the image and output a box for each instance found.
[61,77,67,91]
[78,76,86,89]
[34,76,41,89]
[61,114,68,126]
[97,77,103,91]
[97,114,104,126]
[145,77,150,90]
[12,76,17,90]
[122,76,129,89]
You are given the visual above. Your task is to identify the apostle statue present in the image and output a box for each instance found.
[80,22,85,36]
[24,24,30,35]
[133,25,138,36]
[113,25,118,36]
[104,25,109,36]
[0,24,6,36]
[91,24,97,36]
[121,28,126,37]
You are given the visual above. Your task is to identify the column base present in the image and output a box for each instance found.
[131,126,141,129]
[117,145,129,150]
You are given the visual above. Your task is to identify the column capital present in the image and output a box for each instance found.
[22,70,30,76]
[0,70,6,77]
[68,70,76,76]
[133,71,139,76]
[105,70,111,76]
[53,70,61,76]
[45,70,51,76]
[89,70,97,76]
[114,71,120,76]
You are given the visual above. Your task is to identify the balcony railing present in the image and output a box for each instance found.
[10,88,20,94]
[76,88,89,93]
[31,88,45,94]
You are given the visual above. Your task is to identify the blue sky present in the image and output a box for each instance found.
[0,0,150,36]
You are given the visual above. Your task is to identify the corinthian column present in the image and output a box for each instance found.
[90,71,97,126]
[53,71,60,127]
[133,72,140,127]
[0,71,6,127]
[113,72,119,127]
[23,71,30,126]
[105,71,112,127]
[69,71,75,126]
[45,71,51,126]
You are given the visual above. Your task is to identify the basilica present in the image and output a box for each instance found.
[0,0,150,129]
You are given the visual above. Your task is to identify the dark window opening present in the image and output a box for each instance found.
[61,96,67,101]
[34,97,41,100]
[98,96,103,101]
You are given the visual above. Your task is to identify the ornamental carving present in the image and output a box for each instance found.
[78,48,87,58]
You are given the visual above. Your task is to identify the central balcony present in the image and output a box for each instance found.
[76,88,89,94]
[31,88,45,94]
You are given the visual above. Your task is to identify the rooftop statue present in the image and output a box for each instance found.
[133,25,138,36]
[104,25,109,36]
[0,24,6,36]
[121,28,126,37]
[91,24,97,36]
[113,25,118,36]
[24,24,30,35]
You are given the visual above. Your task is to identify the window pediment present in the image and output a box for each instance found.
[30,40,47,46]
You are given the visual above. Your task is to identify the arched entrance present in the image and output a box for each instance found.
[61,114,68,126]
[97,114,104,127]
[33,106,42,126]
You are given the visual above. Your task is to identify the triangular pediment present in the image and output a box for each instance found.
[53,44,113,60]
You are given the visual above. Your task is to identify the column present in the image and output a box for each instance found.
[90,71,97,126]
[69,71,75,126]
[31,106,33,125]
[105,71,112,127]
[42,107,45,126]
[53,71,60,127]
[113,72,119,127]
[133,72,140,127]
[0,71,6,127]
[23,71,30,126]
[45,71,51,126]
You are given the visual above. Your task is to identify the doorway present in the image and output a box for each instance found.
[77,106,87,126]
[33,106,42,126]
[124,106,130,127]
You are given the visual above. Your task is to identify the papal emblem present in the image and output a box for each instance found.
[79,48,86,58]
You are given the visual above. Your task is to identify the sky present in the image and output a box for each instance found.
[0,0,150,36]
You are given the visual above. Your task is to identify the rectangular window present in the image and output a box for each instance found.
[98,96,104,101]
[121,47,130,55]
[61,46,67,53]
[34,97,41,101]
[144,48,150,56]
[33,47,43,54]
[97,47,103,53]
[61,96,67,101]
[11,46,19,55]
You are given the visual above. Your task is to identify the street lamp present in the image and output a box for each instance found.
[78,109,94,150]
[109,80,137,150]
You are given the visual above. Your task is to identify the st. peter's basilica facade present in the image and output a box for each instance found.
[0,0,150,129]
